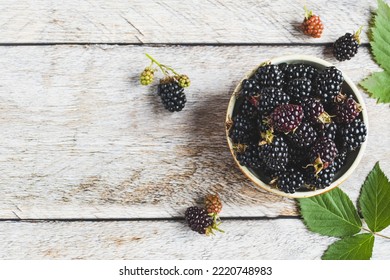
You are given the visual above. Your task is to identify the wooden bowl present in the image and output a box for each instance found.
[226,55,368,198]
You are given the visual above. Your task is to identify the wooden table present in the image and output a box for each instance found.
[0,0,389,259]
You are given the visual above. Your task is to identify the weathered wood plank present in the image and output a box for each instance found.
[0,0,381,44]
[0,220,389,259]
[0,45,389,219]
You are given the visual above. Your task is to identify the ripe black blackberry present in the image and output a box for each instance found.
[236,144,263,169]
[258,87,290,115]
[316,122,338,140]
[284,63,318,83]
[239,97,259,118]
[158,81,187,112]
[255,64,284,88]
[332,95,362,124]
[184,206,213,235]
[337,119,367,152]
[260,136,289,171]
[229,115,255,144]
[287,122,317,149]
[270,104,304,133]
[287,78,312,101]
[332,152,347,173]
[301,97,331,124]
[314,66,344,103]
[309,136,338,174]
[241,79,261,97]
[333,28,362,61]
[305,165,336,189]
[270,168,304,193]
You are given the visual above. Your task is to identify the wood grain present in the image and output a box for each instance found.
[0,0,380,44]
[0,45,389,219]
[0,219,389,259]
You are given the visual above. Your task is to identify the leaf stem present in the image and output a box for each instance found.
[145,53,177,77]
[362,227,390,240]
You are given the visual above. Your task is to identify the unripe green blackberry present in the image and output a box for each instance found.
[177,75,191,88]
[140,67,155,86]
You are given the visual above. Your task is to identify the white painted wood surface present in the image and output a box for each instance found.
[0,45,389,219]
[0,220,389,259]
[0,0,389,260]
[0,0,379,44]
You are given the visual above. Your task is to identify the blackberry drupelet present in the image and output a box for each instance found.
[287,78,312,101]
[258,87,290,115]
[184,206,213,235]
[158,81,187,112]
[270,104,304,133]
[314,66,344,103]
[287,122,317,148]
[271,169,305,193]
[302,97,331,124]
[333,29,362,61]
[241,79,261,97]
[255,64,284,88]
[260,136,289,171]
[229,115,255,144]
[305,165,336,189]
[309,136,338,174]
[337,119,367,152]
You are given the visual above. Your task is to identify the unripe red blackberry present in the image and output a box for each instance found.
[301,7,324,38]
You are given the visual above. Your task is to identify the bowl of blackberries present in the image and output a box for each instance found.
[226,55,368,198]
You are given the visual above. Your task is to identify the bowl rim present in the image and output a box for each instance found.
[226,54,368,198]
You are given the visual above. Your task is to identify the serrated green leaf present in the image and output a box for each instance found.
[322,233,374,260]
[359,162,390,232]
[298,188,362,237]
[360,71,390,103]
[360,0,390,103]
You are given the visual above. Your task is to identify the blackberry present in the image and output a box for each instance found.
[302,97,331,124]
[305,165,336,189]
[258,87,290,115]
[241,79,261,97]
[270,104,304,133]
[302,7,324,38]
[270,168,304,193]
[333,28,362,61]
[260,136,289,171]
[284,63,318,83]
[204,194,222,215]
[239,97,259,118]
[333,95,362,124]
[255,64,284,88]
[185,206,213,235]
[332,152,347,173]
[337,119,367,152]
[288,147,308,167]
[287,122,317,148]
[157,81,187,112]
[287,78,312,101]
[314,66,344,103]
[177,75,191,88]
[140,67,155,86]
[229,115,255,144]
[316,122,338,140]
[309,136,338,174]
[236,144,263,169]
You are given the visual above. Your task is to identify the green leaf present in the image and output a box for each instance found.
[360,0,390,103]
[322,233,374,260]
[359,162,390,232]
[371,0,390,72]
[360,71,390,103]
[298,188,362,237]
